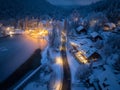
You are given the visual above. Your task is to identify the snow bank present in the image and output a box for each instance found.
[67,51,80,83]
[24,82,47,90]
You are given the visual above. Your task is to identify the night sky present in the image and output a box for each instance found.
[47,0,101,5]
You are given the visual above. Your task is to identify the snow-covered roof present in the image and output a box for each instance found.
[90,32,99,38]
[88,50,97,58]
[83,47,97,58]
[71,38,100,59]
[79,39,92,46]
[78,44,97,58]
[76,26,84,32]
[104,23,116,29]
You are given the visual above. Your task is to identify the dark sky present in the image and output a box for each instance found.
[47,0,101,5]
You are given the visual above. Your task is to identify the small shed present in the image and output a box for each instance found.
[103,23,116,31]
[76,26,87,34]
[90,32,103,42]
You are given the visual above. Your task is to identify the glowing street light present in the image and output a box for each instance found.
[59,46,66,51]
[53,81,62,90]
[56,57,63,66]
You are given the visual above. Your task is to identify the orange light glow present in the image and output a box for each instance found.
[61,37,65,42]
[56,57,63,66]
[103,27,110,31]
[75,51,88,64]
[6,26,14,31]
[53,81,62,90]
[6,27,10,31]
[59,46,65,51]
[25,28,48,38]
[9,31,14,35]
[9,31,14,37]
[25,34,48,50]
[61,31,66,36]
[70,42,77,46]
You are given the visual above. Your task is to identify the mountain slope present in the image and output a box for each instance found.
[0,0,65,20]
[90,0,120,22]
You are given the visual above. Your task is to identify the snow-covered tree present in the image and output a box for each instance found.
[39,64,53,85]
[91,0,120,22]
[69,10,81,28]
[113,55,120,74]
[85,12,108,32]
[48,23,61,50]
[75,65,92,83]
[101,33,120,64]
[94,40,104,49]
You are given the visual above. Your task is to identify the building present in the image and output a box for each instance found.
[76,26,87,34]
[74,51,88,64]
[79,47,102,62]
[87,52,101,62]
[25,18,39,31]
[90,32,103,42]
[103,23,116,31]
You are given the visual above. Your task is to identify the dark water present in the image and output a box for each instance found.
[0,35,47,83]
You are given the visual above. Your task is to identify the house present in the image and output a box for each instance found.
[103,23,116,31]
[90,32,103,42]
[76,26,87,34]
[74,51,88,64]
[73,48,101,63]
[80,47,102,62]
[87,52,101,61]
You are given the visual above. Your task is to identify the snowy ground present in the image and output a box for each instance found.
[24,82,47,90]
[23,47,63,90]
[67,51,89,90]
[48,48,63,90]
[13,20,120,90]
[93,65,120,90]
[67,51,79,83]
[67,31,120,90]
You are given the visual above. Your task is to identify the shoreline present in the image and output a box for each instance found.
[0,49,41,89]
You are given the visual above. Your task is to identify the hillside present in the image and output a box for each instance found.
[0,0,66,20]
[90,0,120,22]
[71,0,120,22]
